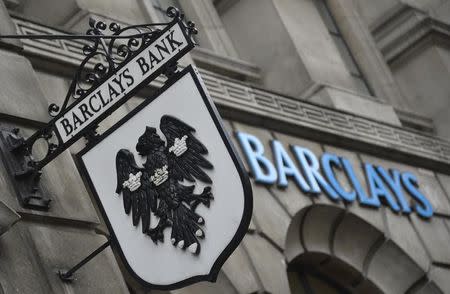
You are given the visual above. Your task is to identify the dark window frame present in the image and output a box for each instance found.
[315,0,375,97]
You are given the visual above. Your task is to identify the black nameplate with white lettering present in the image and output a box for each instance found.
[55,20,192,143]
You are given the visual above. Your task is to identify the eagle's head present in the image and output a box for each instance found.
[136,127,164,156]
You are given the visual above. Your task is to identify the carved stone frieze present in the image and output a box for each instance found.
[10,16,450,168]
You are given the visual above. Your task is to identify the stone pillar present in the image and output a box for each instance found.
[0,0,21,50]
[179,0,239,58]
[221,0,356,97]
[220,0,400,125]
[327,0,406,105]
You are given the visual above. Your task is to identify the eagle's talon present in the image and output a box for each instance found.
[195,229,204,238]
[191,187,213,209]
[148,231,164,243]
[201,187,213,200]
[148,220,167,243]
[188,243,199,254]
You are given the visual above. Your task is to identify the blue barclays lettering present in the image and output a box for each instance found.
[321,153,356,202]
[236,132,277,184]
[377,167,412,214]
[401,172,433,218]
[271,141,310,191]
[341,158,379,208]
[364,163,400,212]
[291,146,339,201]
[235,131,434,218]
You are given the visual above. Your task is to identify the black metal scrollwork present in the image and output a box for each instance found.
[48,12,170,118]
[32,6,196,170]
[0,6,198,210]
[47,6,198,118]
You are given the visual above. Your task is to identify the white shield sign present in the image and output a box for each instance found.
[77,65,253,290]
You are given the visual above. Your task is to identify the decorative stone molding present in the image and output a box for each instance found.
[4,0,19,9]
[395,109,435,133]
[0,200,20,236]
[371,4,450,64]
[213,0,240,15]
[9,16,450,168]
[191,47,261,81]
[201,69,450,162]
[284,204,444,294]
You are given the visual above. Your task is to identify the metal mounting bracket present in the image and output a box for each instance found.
[58,238,111,282]
[0,6,196,212]
[0,128,51,210]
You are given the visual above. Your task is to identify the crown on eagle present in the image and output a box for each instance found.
[169,135,188,157]
[123,171,142,192]
[150,165,169,186]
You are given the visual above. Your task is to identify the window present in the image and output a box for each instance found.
[315,0,374,97]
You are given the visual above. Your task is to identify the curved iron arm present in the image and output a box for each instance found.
[9,6,197,172]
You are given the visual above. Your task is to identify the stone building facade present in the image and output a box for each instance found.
[0,0,450,293]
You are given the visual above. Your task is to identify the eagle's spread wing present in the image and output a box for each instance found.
[115,149,157,233]
[160,115,213,183]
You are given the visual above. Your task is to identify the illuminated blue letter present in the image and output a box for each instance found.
[291,146,338,200]
[365,163,400,212]
[401,172,433,218]
[377,167,411,214]
[236,132,277,184]
[321,153,356,202]
[271,140,310,191]
[341,158,380,207]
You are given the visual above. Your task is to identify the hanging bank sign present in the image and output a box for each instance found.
[78,67,252,290]
[236,132,433,219]
[0,7,252,290]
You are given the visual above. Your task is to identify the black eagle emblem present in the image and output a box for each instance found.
[115,115,213,255]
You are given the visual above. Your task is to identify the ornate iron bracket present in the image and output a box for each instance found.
[0,128,51,210]
[0,7,197,211]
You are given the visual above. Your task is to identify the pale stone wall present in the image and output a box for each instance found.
[355,0,450,139]
[1,0,450,293]
[219,0,402,125]
[0,1,130,293]
[227,120,450,294]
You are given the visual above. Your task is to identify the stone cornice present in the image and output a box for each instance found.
[8,16,450,171]
[190,47,261,81]
[372,4,450,65]
[213,0,240,15]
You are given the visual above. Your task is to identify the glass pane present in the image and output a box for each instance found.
[314,0,339,34]
[331,35,359,75]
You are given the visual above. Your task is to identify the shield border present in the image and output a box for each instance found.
[75,65,253,290]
